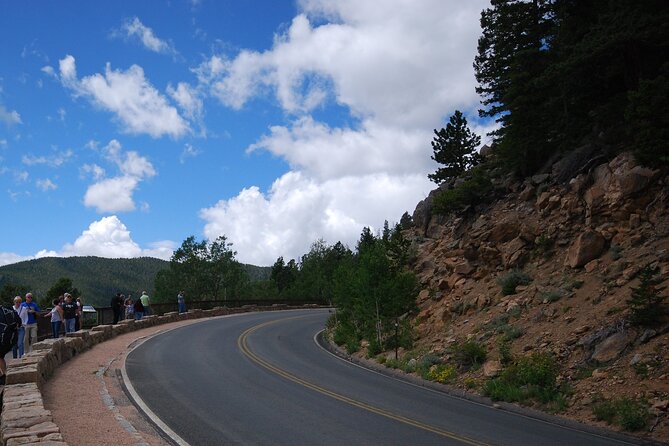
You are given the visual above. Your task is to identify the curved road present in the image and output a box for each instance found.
[125,309,637,445]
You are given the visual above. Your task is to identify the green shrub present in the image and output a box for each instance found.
[451,300,475,316]
[573,364,596,380]
[507,304,522,319]
[333,323,358,350]
[454,340,487,368]
[482,379,525,402]
[533,234,554,258]
[433,167,494,214]
[345,338,360,354]
[367,338,382,358]
[385,358,401,369]
[512,352,558,388]
[502,325,524,341]
[538,289,563,303]
[497,270,532,295]
[464,377,479,389]
[483,352,562,407]
[497,338,513,366]
[487,314,510,333]
[606,306,624,315]
[416,354,442,379]
[632,362,649,379]
[593,399,617,424]
[562,277,584,291]
[593,397,648,431]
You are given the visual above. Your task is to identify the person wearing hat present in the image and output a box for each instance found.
[140,291,152,316]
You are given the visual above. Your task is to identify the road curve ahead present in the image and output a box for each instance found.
[125,309,636,446]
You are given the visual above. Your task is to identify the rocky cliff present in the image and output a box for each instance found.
[403,152,668,440]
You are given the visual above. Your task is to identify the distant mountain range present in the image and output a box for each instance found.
[0,256,270,307]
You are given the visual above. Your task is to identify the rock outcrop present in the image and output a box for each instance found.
[402,152,668,442]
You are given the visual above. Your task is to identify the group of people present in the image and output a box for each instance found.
[0,289,189,383]
[44,293,82,340]
[111,291,152,324]
[2,292,83,361]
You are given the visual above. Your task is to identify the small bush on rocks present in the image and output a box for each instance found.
[454,340,487,369]
[483,352,563,408]
[497,270,532,295]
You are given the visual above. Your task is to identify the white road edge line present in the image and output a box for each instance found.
[122,325,193,446]
[313,328,639,446]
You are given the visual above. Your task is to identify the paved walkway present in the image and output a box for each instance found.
[38,319,203,446]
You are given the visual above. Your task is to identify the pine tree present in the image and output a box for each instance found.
[474,0,556,176]
[428,110,481,184]
[627,265,667,326]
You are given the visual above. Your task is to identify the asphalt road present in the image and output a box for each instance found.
[125,309,638,446]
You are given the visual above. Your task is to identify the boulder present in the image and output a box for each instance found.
[483,360,502,378]
[565,230,606,268]
[591,331,634,363]
[454,261,475,276]
[519,184,535,201]
[500,236,527,268]
[488,221,520,243]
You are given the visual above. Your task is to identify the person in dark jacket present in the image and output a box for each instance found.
[111,292,124,324]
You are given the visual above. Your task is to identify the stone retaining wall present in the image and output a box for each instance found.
[0,304,315,445]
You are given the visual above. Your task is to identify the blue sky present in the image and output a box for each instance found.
[0,0,491,267]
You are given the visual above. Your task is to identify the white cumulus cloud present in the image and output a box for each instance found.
[61,216,174,259]
[0,216,174,265]
[201,171,431,265]
[198,0,487,265]
[83,140,156,213]
[58,54,189,138]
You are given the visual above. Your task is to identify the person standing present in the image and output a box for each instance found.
[111,292,124,324]
[133,298,144,320]
[76,297,83,330]
[124,296,134,320]
[0,304,21,384]
[12,296,26,358]
[47,298,64,338]
[177,291,186,314]
[140,291,151,316]
[21,293,40,354]
[62,294,78,333]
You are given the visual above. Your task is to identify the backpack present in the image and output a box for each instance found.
[0,306,22,347]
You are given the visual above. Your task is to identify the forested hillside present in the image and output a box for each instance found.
[0,256,272,307]
[0,257,168,307]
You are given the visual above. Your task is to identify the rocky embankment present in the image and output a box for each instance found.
[401,152,668,441]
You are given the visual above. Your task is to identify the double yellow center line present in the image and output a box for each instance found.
[238,317,489,446]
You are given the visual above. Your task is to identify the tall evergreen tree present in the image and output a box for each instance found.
[428,110,482,184]
[474,0,556,175]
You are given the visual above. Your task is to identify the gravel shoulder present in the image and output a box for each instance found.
[41,319,202,446]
